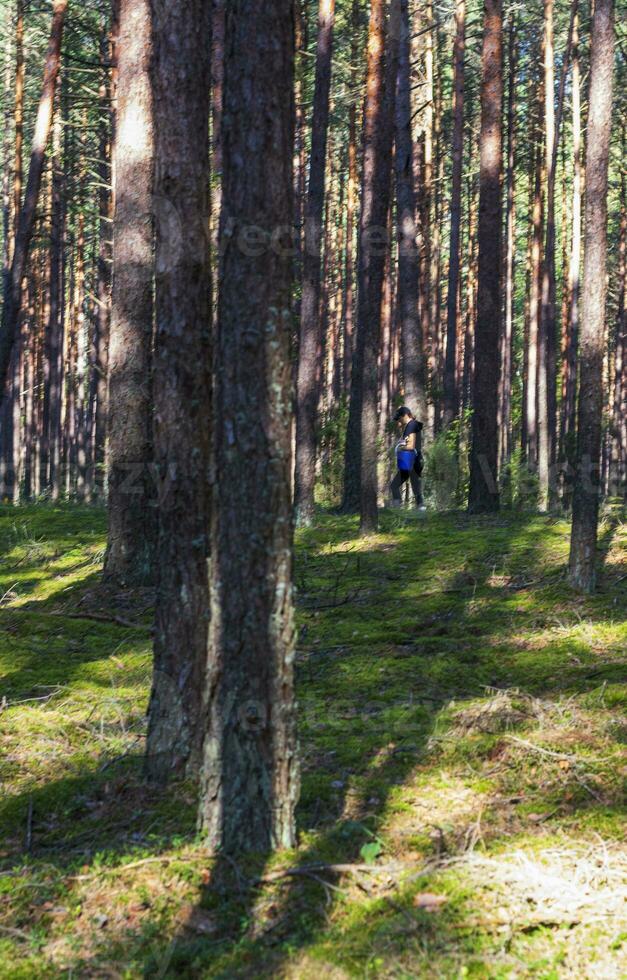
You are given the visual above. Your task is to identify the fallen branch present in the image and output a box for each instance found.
[51,610,150,631]
[253,861,414,885]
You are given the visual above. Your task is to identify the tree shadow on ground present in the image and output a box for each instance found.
[1,511,624,976]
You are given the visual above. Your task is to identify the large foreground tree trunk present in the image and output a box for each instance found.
[568,0,615,591]
[103,0,156,585]
[144,0,212,783]
[468,0,502,514]
[294,0,336,526]
[199,0,298,853]
[0,0,67,399]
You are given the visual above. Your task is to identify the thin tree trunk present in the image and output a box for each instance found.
[210,0,225,266]
[91,13,115,499]
[0,0,68,399]
[144,0,212,783]
[342,0,360,394]
[525,82,544,469]
[498,13,517,469]
[568,0,615,591]
[559,10,581,490]
[358,0,399,533]
[294,0,336,526]
[442,0,466,428]
[103,0,156,585]
[538,0,577,508]
[610,140,625,498]
[468,0,502,514]
[13,0,24,241]
[395,0,426,424]
[41,108,64,496]
[199,0,298,854]
[342,0,390,515]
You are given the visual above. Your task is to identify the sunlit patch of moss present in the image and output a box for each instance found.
[0,505,625,976]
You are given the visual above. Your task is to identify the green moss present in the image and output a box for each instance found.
[0,505,625,977]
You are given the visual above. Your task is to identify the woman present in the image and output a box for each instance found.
[390,406,426,510]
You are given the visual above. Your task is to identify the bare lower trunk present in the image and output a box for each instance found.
[559,11,581,491]
[103,0,156,585]
[498,14,517,469]
[144,0,212,783]
[568,0,615,591]
[199,0,298,854]
[0,0,68,398]
[468,0,502,514]
[294,0,336,526]
[442,0,465,428]
[358,0,398,533]
[395,0,426,424]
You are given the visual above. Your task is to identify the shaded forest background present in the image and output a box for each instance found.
[0,0,624,515]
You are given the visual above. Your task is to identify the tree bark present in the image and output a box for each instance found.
[498,13,516,470]
[467,0,502,514]
[358,0,398,533]
[13,0,24,240]
[538,0,577,508]
[0,0,68,400]
[103,0,156,585]
[342,0,360,394]
[395,0,426,424]
[91,12,116,499]
[342,0,389,516]
[610,138,625,498]
[41,108,64,496]
[559,10,581,491]
[294,0,336,526]
[442,0,465,428]
[144,0,212,783]
[199,0,298,853]
[524,80,544,469]
[568,0,615,591]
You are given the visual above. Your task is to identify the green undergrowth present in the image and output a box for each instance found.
[0,503,625,978]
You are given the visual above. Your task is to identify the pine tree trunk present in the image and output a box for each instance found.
[342,0,388,515]
[538,0,577,508]
[559,11,581,494]
[41,109,64,497]
[210,0,225,263]
[568,0,615,591]
[91,14,115,499]
[357,0,398,533]
[295,0,336,526]
[198,0,298,854]
[524,84,544,470]
[498,14,517,469]
[0,0,68,399]
[103,0,156,585]
[468,0,502,514]
[144,0,212,783]
[610,143,625,498]
[13,0,24,239]
[442,0,465,428]
[395,0,426,424]
[342,0,360,394]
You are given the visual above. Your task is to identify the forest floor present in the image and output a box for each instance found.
[0,504,625,979]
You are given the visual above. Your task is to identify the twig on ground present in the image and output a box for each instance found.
[24,798,33,854]
[51,610,150,631]
[0,925,31,941]
[252,861,415,885]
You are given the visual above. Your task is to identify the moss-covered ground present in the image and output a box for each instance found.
[0,504,625,978]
